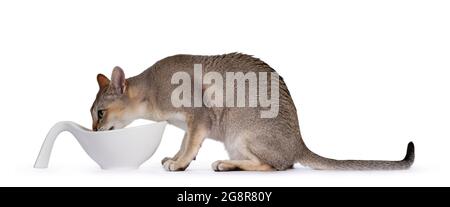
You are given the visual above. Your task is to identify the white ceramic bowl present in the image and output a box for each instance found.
[34,121,167,170]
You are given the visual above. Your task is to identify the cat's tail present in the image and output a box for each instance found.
[298,141,414,170]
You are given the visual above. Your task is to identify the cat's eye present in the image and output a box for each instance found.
[97,110,105,119]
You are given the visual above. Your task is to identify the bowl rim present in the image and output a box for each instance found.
[80,121,167,135]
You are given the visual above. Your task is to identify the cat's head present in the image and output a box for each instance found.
[90,66,138,131]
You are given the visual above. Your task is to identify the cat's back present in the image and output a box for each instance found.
[153,53,274,73]
[148,53,300,140]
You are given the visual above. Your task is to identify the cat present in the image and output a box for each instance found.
[90,53,414,171]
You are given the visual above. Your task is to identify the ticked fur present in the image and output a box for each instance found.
[90,53,414,171]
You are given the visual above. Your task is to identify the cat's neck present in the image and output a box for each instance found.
[126,74,148,99]
[124,73,160,121]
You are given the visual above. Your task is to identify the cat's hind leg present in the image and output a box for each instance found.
[214,132,296,171]
[212,138,274,171]
[212,160,274,171]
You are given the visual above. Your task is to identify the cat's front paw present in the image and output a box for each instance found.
[163,159,188,171]
[161,157,173,165]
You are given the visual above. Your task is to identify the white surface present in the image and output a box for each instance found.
[34,121,166,169]
[0,0,449,186]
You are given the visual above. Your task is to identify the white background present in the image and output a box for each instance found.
[0,0,449,186]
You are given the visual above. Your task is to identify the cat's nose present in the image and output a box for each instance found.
[92,123,98,131]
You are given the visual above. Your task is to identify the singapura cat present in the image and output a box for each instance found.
[90,53,414,171]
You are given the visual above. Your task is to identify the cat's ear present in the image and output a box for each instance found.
[97,73,110,89]
[111,66,127,95]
